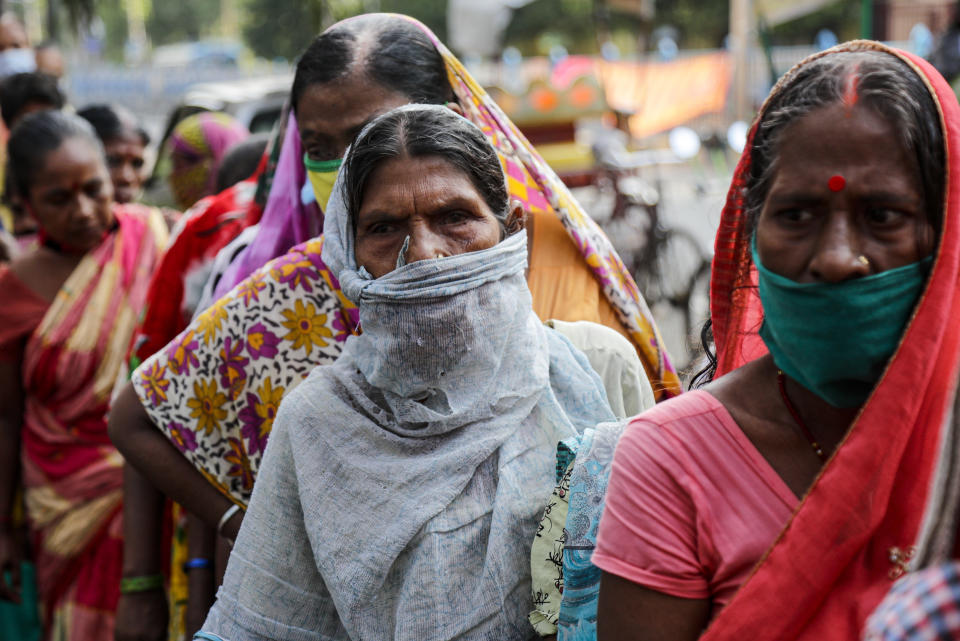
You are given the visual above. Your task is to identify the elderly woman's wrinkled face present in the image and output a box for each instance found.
[354,155,506,277]
[755,102,934,283]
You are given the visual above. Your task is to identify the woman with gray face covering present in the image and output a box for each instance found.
[194,105,630,641]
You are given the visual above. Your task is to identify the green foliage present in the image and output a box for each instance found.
[765,2,860,45]
[377,0,447,41]
[654,0,728,49]
[505,0,660,55]
[59,0,97,31]
[505,0,599,54]
[147,0,222,45]
[241,0,446,63]
[242,0,322,61]
[97,0,130,62]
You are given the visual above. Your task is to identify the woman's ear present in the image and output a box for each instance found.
[505,200,526,234]
[445,101,464,117]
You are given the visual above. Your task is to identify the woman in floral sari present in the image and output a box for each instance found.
[109,13,676,636]
[0,111,166,640]
[593,42,960,640]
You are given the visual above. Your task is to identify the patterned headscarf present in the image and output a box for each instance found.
[213,15,679,397]
[168,111,249,210]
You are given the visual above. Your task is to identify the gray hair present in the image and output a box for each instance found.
[342,105,510,231]
[745,49,945,235]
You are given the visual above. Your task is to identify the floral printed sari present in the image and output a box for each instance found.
[1,206,166,640]
[132,15,677,508]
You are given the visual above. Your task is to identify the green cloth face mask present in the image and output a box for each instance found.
[753,240,932,408]
[304,154,343,211]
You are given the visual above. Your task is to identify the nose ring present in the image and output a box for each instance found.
[857,255,870,267]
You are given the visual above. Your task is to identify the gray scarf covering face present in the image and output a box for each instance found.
[222,105,616,640]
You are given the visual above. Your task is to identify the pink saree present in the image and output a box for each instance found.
[6,206,166,640]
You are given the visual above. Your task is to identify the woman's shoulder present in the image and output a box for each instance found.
[0,261,50,348]
[631,389,727,424]
[546,319,635,359]
[618,390,737,465]
[114,202,161,223]
[7,251,52,301]
[547,319,654,417]
[114,203,169,242]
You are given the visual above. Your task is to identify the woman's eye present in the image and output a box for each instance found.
[443,211,471,225]
[83,180,103,198]
[777,208,814,225]
[45,192,70,206]
[865,207,905,226]
[368,223,395,235]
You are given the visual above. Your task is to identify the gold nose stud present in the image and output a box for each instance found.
[858,255,870,267]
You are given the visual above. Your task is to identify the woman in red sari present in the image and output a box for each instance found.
[0,110,167,640]
[593,42,960,640]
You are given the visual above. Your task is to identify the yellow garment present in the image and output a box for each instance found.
[0,149,13,233]
[168,505,188,641]
[304,154,342,212]
[0,205,12,235]
[528,208,627,339]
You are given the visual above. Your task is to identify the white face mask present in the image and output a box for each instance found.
[0,48,36,78]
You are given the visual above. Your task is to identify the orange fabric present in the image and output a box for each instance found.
[701,42,960,640]
[527,208,630,342]
[599,53,733,139]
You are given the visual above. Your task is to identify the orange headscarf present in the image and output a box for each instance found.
[703,41,960,640]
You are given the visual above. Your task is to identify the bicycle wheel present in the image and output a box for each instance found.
[635,226,707,306]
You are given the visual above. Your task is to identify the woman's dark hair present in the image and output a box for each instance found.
[0,72,65,128]
[692,47,946,388]
[8,110,104,198]
[77,104,150,147]
[215,132,269,192]
[343,106,508,230]
[745,49,945,234]
[290,14,455,115]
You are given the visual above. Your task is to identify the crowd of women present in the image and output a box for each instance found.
[0,10,958,641]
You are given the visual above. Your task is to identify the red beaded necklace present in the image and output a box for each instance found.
[776,369,826,461]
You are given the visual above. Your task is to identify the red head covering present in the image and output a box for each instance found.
[702,41,960,640]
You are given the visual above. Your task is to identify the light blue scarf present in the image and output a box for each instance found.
[211,104,617,641]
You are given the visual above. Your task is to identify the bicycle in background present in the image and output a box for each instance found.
[588,128,713,375]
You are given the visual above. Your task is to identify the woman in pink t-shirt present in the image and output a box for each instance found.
[593,43,960,641]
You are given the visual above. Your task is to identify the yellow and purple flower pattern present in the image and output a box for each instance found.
[133,238,359,504]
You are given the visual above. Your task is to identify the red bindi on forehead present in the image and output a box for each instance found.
[828,175,846,192]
